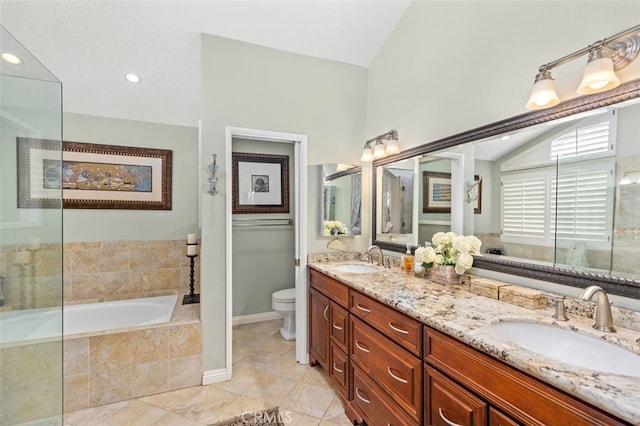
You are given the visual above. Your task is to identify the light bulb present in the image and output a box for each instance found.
[360,146,373,162]
[577,49,620,95]
[385,137,400,154]
[373,142,386,159]
[526,71,559,110]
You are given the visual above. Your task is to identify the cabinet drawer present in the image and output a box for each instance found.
[424,327,626,426]
[489,408,521,426]
[352,365,419,426]
[329,342,349,400]
[330,303,348,352]
[426,365,487,426]
[309,269,349,307]
[350,290,422,356]
[351,316,422,422]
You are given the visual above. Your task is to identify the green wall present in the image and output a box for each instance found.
[62,113,198,242]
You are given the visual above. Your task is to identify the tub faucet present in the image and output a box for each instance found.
[366,245,384,266]
[579,286,616,332]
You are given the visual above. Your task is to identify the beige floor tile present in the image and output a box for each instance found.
[101,400,169,426]
[202,396,272,424]
[208,363,261,395]
[64,400,132,425]
[302,365,333,389]
[280,382,337,419]
[242,371,298,406]
[280,408,321,425]
[154,411,204,426]
[142,385,238,422]
[320,397,353,426]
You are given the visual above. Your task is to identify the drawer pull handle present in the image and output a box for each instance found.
[439,408,461,426]
[355,303,371,313]
[333,364,343,373]
[323,306,329,321]
[355,388,370,404]
[387,367,408,384]
[355,341,370,353]
[388,321,409,335]
[332,323,343,331]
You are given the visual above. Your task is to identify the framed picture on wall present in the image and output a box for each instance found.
[423,171,482,214]
[17,137,173,209]
[232,152,289,214]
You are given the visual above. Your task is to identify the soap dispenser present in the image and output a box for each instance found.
[402,244,414,274]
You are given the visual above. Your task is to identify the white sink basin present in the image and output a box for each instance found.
[490,321,640,378]
[331,263,379,274]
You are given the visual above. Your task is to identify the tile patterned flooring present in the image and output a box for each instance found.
[64,320,352,425]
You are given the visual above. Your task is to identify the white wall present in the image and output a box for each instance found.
[63,113,199,242]
[199,35,368,372]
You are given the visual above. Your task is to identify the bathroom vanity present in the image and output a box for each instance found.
[308,263,638,426]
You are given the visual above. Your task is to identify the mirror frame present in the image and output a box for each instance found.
[322,165,363,235]
[372,78,640,299]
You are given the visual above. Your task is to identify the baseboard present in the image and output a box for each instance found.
[202,368,228,385]
[232,311,282,326]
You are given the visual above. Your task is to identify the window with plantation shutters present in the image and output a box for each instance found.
[551,162,614,246]
[500,110,616,248]
[501,170,553,246]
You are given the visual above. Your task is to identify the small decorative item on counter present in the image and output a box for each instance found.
[323,220,349,236]
[414,232,482,285]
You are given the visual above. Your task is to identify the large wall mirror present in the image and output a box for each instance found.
[372,79,640,298]
[322,164,362,236]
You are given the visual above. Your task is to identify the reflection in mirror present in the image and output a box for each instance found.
[376,158,416,244]
[322,164,362,236]
[371,80,640,298]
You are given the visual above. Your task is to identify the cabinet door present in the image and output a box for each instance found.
[309,287,330,369]
[425,365,487,426]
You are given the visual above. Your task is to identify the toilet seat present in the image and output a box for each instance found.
[272,288,295,303]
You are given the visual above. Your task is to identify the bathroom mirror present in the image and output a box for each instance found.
[372,79,640,298]
[322,164,362,236]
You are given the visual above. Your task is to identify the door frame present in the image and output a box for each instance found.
[225,126,309,379]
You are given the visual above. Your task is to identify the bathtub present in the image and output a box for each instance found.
[0,294,178,344]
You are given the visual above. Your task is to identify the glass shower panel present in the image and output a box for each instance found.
[0,25,63,424]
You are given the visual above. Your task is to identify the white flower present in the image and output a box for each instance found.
[415,246,437,265]
[340,227,349,235]
[466,235,482,254]
[452,235,471,253]
[455,252,474,274]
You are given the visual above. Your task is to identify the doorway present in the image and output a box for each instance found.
[225,127,308,379]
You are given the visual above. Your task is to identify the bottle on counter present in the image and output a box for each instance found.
[402,243,414,274]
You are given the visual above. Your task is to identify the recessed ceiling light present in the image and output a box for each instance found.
[1,52,22,65]
[125,73,140,83]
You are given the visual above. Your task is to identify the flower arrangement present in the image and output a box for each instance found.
[414,231,482,274]
[323,220,349,236]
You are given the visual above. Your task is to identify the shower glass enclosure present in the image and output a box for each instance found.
[0,25,63,424]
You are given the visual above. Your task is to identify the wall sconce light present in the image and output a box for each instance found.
[361,130,399,162]
[526,24,640,110]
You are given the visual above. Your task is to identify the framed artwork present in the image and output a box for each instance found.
[232,152,289,214]
[423,171,482,214]
[17,137,172,209]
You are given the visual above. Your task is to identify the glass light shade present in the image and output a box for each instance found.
[360,146,373,162]
[385,137,400,154]
[526,78,560,110]
[577,56,620,94]
[373,142,386,159]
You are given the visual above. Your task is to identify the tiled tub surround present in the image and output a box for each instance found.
[308,258,640,424]
[64,239,200,303]
[63,298,201,412]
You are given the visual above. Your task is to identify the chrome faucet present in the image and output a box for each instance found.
[579,286,616,332]
[366,245,384,266]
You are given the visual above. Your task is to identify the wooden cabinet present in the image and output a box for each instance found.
[424,326,627,426]
[309,287,330,369]
[426,365,487,426]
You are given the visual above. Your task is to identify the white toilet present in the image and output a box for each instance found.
[272,288,296,340]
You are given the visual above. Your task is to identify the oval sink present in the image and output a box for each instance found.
[490,321,640,378]
[331,263,379,274]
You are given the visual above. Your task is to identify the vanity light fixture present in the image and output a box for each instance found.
[1,52,22,65]
[360,130,399,162]
[526,24,640,110]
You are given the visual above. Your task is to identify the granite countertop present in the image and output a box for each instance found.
[308,260,640,424]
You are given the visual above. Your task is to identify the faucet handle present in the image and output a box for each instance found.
[552,297,569,321]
